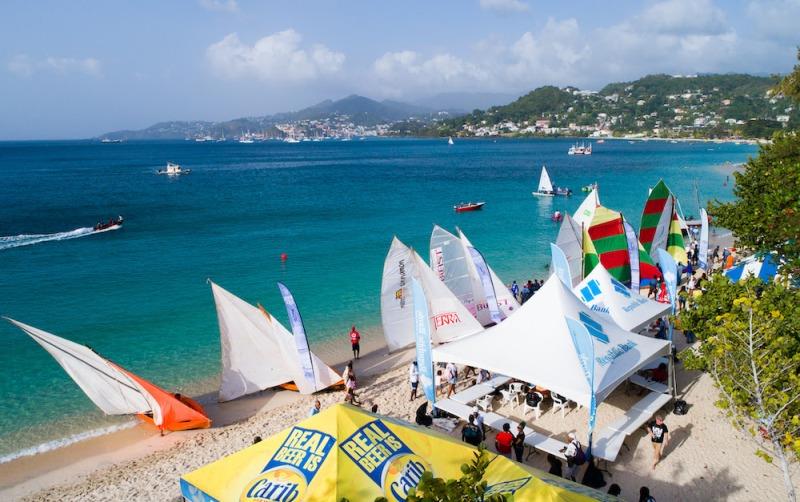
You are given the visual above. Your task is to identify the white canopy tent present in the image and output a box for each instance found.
[210,282,341,402]
[432,276,671,407]
[574,264,670,333]
[381,237,484,352]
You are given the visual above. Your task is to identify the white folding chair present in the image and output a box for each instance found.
[476,394,494,412]
[499,389,517,408]
[552,394,568,418]
[523,391,544,419]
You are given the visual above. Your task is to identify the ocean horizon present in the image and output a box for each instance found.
[0,137,755,461]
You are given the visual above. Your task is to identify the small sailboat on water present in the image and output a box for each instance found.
[532,165,571,197]
[448,136,454,145]
[5,318,211,432]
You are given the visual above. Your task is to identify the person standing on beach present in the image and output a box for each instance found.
[461,414,482,447]
[647,416,669,470]
[512,422,526,462]
[409,361,419,401]
[445,362,458,398]
[349,326,361,359]
[495,423,514,459]
[560,432,584,481]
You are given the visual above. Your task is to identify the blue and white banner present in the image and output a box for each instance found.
[411,278,435,404]
[277,282,316,391]
[699,208,709,271]
[565,316,597,450]
[467,246,503,325]
[657,249,678,344]
[623,220,640,294]
[549,243,573,289]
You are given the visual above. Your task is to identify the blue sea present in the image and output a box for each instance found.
[0,137,755,460]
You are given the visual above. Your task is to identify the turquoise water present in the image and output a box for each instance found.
[0,138,755,459]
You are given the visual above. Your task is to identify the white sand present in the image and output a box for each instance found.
[2,336,797,501]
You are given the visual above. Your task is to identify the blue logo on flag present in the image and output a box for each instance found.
[610,277,631,298]
[579,312,609,344]
[579,280,601,303]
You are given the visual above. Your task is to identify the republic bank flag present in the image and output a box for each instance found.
[412,278,435,404]
[565,316,597,453]
[550,242,573,288]
[277,282,317,391]
[699,208,709,270]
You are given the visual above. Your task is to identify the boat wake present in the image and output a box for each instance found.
[0,226,119,251]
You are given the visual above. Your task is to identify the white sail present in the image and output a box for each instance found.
[382,237,484,350]
[412,251,484,344]
[538,166,554,193]
[210,282,339,400]
[555,214,584,287]
[381,237,417,352]
[699,208,709,270]
[430,225,483,323]
[6,318,162,424]
[573,188,600,227]
[458,229,520,319]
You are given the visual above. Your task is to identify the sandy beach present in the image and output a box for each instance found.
[2,325,797,501]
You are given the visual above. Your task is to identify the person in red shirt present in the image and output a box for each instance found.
[495,423,514,459]
[349,326,361,359]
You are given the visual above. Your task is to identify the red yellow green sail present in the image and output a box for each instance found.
[639,180,672,256]
[582,226,599,277]
[667,209,688,264]
[587,206,631,282]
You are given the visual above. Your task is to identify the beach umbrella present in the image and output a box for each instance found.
[724,254,778,283]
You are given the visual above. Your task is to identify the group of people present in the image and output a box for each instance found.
[509,279,544,304]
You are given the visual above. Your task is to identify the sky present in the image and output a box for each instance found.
[0,0,798,139]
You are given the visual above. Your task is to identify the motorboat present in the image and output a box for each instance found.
[94,216,124,232]
[567,142,592,155]
[454,202,485,212]
[157,162,191,176]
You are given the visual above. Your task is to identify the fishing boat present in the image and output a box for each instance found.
[157,162,190,176]
[448,136,454,145]
[567,142,592,155]
[532,165,571,197]
[454,202,485,212]
[94,216,124,231]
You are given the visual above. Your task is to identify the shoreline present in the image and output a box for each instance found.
[0,334,408,499]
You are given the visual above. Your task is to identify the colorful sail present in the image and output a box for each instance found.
[573,188,600,227]
[639,180,673,258]
[582,226,599,278]
[587,206,631,282]
[667,208,688,264]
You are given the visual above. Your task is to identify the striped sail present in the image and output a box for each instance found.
[639,180,673,258]
[582,226,600,278]
[667,209,688,264]
[587,206,631,282]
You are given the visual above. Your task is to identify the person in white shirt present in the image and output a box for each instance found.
[472,406,486,440]
[445,362,458,398]
[409,361,420,401]
[560,432,583,481]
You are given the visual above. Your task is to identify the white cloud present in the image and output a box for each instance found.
[638,0,728,35]
[206,30,345,82]
[199,0,238,13]
[7,54,102,78]
[372,50,491,96]
[479,0,529,13]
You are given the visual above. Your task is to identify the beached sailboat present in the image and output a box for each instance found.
[5,318,210,432]
[429,225,519,327]
[209,282,342,402]
[380,237,483,352]
[640,180,688,265]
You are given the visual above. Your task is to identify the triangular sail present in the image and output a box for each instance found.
[458,229,520,319]
[667,208,688,264]
[382,237,484,350]
[538,166,553,193]
[582,226,600,278]
[556,214,584,287]
[430,225,482,322]
[210,282,340,400]
[6,318,162,424]
[573,188,600,227]
[640,180,674,260]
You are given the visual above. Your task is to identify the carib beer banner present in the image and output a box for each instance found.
[180,404,609,502]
